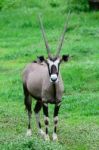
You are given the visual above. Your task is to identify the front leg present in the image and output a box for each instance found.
[43,103,50,141]
[52,102,61,141]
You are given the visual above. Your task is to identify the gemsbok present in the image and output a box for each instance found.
[22,14,70,141]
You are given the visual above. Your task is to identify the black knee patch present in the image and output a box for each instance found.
[45,120,49,125]
[43,105,48,117]
[39,122,41,128]
[54,120,58,124]
[54,126,57,133]
[46,128,48,134]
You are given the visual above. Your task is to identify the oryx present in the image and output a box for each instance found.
[22,14,70,141]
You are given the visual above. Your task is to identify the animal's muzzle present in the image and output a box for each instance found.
[50,74,58,82]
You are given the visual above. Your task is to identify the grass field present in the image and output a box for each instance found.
[0,1,99,150]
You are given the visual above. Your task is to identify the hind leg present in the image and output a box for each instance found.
[34,101,45,137]
[23,84,32,136]
[26,103,32,136]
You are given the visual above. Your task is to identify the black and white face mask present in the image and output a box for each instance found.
[38,55,69,83]
[47,58,60,83]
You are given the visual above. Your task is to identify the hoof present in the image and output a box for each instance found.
[26,129,32,137]
[38,129,45,137]
[52,133,58,141]
[44,134,50,141]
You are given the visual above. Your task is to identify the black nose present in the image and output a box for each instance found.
[51,78,57,82]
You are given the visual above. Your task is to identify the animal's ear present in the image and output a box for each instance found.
[37,56,45,62]
[62,55,69,62]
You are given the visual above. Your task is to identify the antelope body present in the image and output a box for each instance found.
[22,14,70,141]
[23,61,64,104]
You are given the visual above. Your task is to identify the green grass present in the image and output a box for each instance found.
[0,1,99,150]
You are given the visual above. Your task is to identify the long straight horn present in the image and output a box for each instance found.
[56,12,71,57]
[38,15,51,58]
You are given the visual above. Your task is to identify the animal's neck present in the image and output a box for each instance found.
[53,83,56,99]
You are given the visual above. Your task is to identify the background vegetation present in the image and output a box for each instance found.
[0,0,99,150]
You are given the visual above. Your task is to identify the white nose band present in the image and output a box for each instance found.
[51,74,57,81]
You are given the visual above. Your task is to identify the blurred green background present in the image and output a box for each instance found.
[0,0,99,150]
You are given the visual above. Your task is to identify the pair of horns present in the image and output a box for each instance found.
[39,12,70,58]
